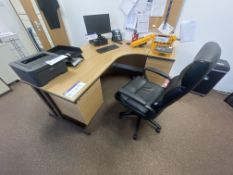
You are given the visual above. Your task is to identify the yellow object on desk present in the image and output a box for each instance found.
[131,34,177,57]
[151,34,177,57]
[130,34,155,47]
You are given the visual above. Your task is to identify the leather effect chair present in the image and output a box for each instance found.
[115,42,221,140]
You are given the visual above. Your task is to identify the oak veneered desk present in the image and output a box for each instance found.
[27,41,176,133]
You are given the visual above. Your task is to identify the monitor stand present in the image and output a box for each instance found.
[89,34,108,47]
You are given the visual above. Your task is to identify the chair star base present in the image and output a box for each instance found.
[119,110,161,140]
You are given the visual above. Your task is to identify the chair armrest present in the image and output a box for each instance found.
[118,88,146,105]
[145,67,171,80]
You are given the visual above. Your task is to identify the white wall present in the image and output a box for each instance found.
[172,0,233,93]
[59,0,233,93]
[58,0,126,46]
[0,0,36,55]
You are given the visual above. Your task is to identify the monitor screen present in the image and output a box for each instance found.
[83,14,111,35]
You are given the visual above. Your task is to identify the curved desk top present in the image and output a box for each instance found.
[41,41,175,103]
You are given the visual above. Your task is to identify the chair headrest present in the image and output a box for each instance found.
[194,42,221,71]
[181,42,221,89]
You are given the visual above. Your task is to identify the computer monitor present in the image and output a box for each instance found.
[83,14,111,37]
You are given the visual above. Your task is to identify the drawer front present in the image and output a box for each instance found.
[78,79,103,124]
[51,95,86,124]
[145,57,174,85]
[51,78,103,125]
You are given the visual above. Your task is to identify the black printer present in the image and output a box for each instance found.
[9,51,67,87]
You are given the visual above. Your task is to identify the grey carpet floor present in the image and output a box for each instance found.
[0,75,233,175]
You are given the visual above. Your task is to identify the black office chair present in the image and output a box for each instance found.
[115,42,221,140]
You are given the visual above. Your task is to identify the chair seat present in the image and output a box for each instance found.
[117,76,164,117]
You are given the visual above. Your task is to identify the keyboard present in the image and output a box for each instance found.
[96,44,119,54]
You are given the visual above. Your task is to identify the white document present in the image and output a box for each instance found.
[0,32,28,59]
[64,81,86,98]
[158,22,173,34]
[125,11,138,30]
[180,20,197,42]
[151,0,167,17]
[145,0,153,12]
[85,33,98,41]
[120,0,138,15]
[134,0,148,13]
[155,36,170,43]
[45,55,68,66]
[136,13,149,33]
[0,32,15,38]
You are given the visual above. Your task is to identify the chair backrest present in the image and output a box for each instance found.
[154,42,221,112]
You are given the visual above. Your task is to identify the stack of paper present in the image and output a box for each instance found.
[134,0,148,13]
[125,11,138,30]
[0,32,28,59]
[136,13,150,33]
[123,0,152,33]
[120,0,138,15]
[121,0,180,35]
[151,0,167,17]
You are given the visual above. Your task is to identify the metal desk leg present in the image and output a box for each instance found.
[33,87,63,118]
[32,87,91,135]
